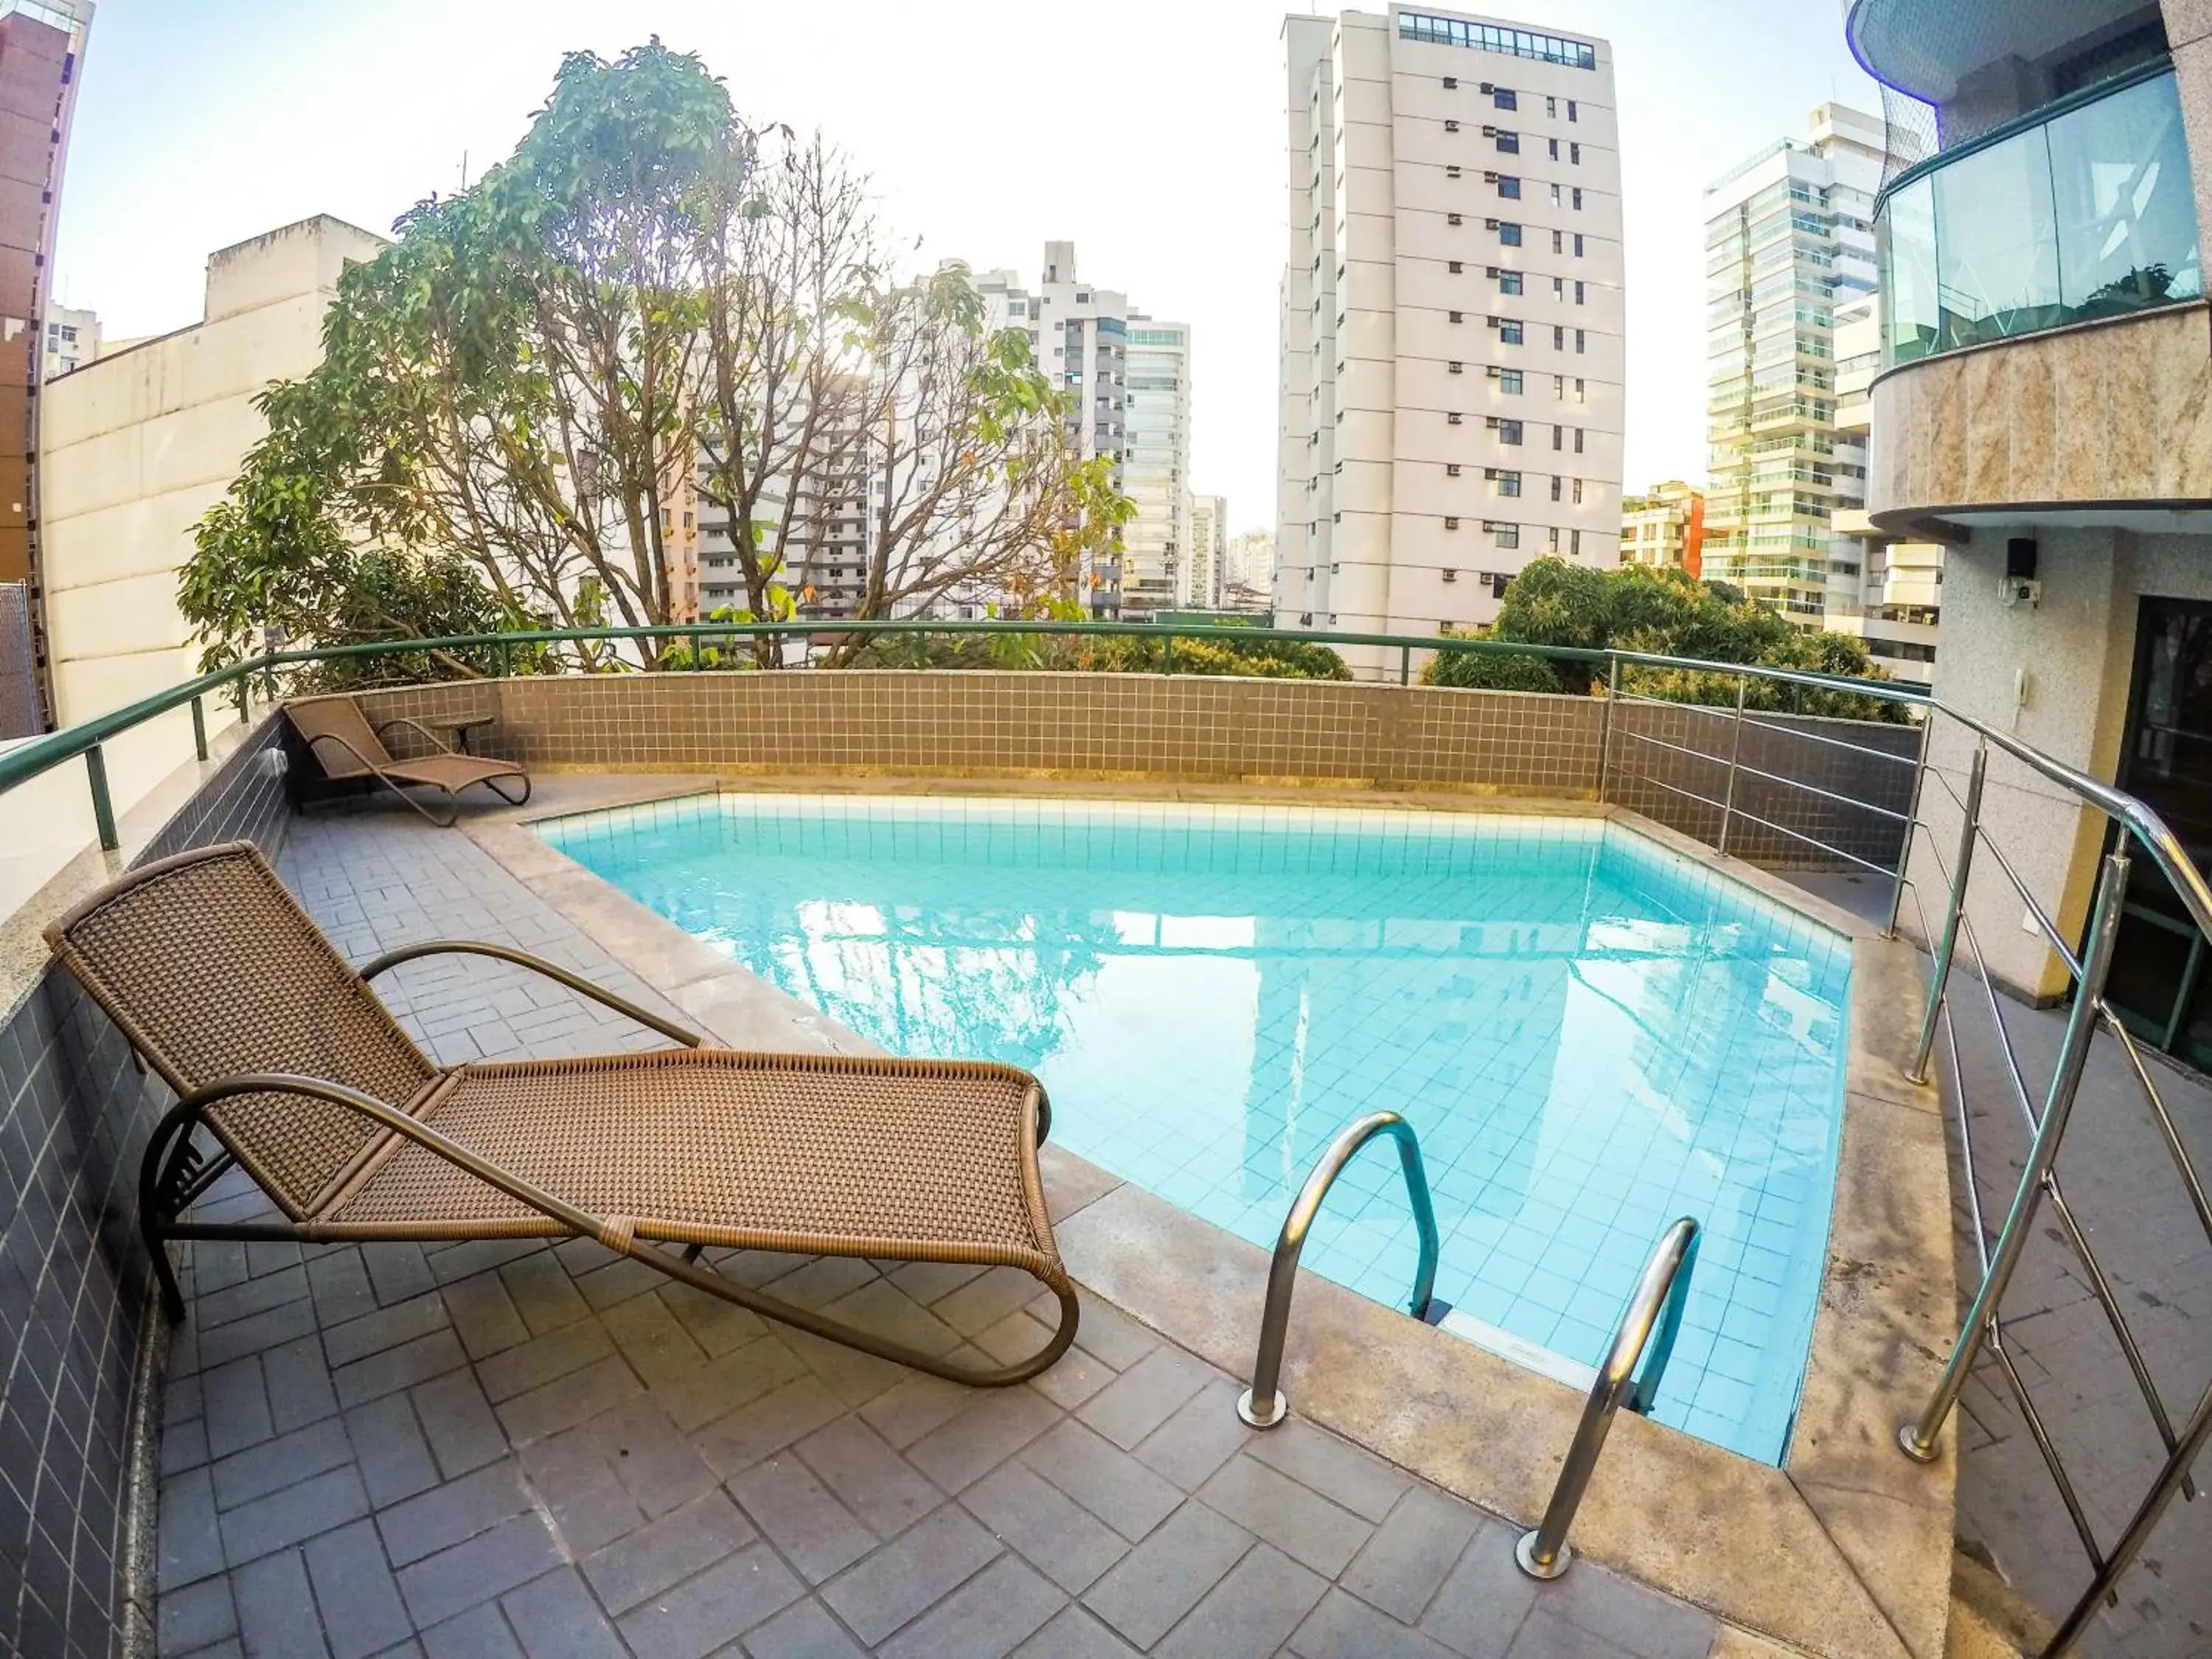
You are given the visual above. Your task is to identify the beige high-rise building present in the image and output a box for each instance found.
[1825,294,1939,684]
[1276,7,1625,674]
[1186,493,1225,608]
[1620,481,1702,571]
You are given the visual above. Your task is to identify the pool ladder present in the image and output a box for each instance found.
[1230,1115,1699,1582]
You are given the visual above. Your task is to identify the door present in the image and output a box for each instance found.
[2107,597,2212,1068]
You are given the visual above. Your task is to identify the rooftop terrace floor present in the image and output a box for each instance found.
[153,787,1734,1659]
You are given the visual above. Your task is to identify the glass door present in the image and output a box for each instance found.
[2108,597,2212,1069]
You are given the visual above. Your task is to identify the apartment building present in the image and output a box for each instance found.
[1187,493,1225,608]
[41,302,97,380]
[1620,480,1703,572]
[1824,295,1939,683]
[1700,105,1884,622]
[1276,7,1624,673]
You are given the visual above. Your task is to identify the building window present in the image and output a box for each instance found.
[1486,468,1523,496]
[1574,377,1586,402]
[1545,95,1557,116]
[1498,271,1523,295]
[1449,309,1464,321]
[1574,232,1585,257]
[1574,427,1585,453]
[1446,462,1463,476]
[1447,164,1462,178]
[1572,528,1582,554]
[1495,175,1521,198]
[1496,221,1522,246]
[1550,474,1562,501]
[1548,137,1559,160]
[1493,86,1517,109]
[1485,521,1520,549]
[1552,229,1564,254]
[1568,100,1579,121]
[1572,187,1585,209]
[1487,571,1512,598]
[1553,324,1565,349]
[1498,368,1523,393]
[1448,360,1464,373]
[1449,260,1465,273]
[1548,526,1561,552]
[1551,423,1563,451]
[1575,281,1586,305]
[1573,477,1585,504]
[1576,328,1587,352]
[1443,74,1458,88]
[1490,418,1523,444]
[1492,129,1520,153]
[1495,318,1523,344]
[1551,276,1565,299]
[1571,142,1582,164]
[1552,375,1565,397]
[1550,184,1562,206]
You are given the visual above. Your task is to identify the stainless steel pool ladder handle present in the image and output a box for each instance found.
[1235,1111,1441,1430]
[1515,1216,1701,1581]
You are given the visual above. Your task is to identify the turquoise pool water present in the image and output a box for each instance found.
[539,793,1850,1463]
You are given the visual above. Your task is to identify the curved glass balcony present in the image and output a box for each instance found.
[1877,67,2203,367]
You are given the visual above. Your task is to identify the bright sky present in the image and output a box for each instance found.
[55,0,1880,538]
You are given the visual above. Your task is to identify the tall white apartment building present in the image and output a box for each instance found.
[1186,493,1226,608]
[1700,105,1883,620]
[978,246,1192,619]
[1225,528,1276,608]
[1276,7,1624,671]
[1826,294,1940,684]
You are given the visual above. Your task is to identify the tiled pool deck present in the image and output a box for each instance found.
[152,800,1737,1659]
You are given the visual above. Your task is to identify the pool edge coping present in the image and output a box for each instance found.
[460,771,1956,1659]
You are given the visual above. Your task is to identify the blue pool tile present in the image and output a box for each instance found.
[539,795,1848,1464]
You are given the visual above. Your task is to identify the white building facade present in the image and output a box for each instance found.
[41,304,97,381]
[1186,493,1225,608]
[1826,295,1941,683]
[1276,7,1625,672]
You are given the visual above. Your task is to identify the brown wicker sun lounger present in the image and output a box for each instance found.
[287,694,530,826]
[48,842,1077,1385]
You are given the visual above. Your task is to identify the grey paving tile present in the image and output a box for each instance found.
[307,1251,378,1329]
[901,1386,1061,1493]
[212,1416,361,1512]
[265,1334,343,1433]
[232,1546,333,1658]
[159,1576,237,1655]
[475,1321,617,1405]
[855,1372,975,1452]
[1340,1484,1488,1623]
[500,1252,591,1334]
[793,1415,942,1540]
[324,1293,451,1370]
[364,1246,437,1312]
[495,1355,643,1445]
[419,1601,524,1659]
[378,1461,531,1568]
[1077,1346,1214,1451]
[600,1286,712,1386]
[1011,1605,1141,1658]
[1130,1380,1249,1492]
[961,1461,1130,1594]
[655,1281,767,1360]
[198,1265,310,1333]
[1158,1540,1329,1659]
[931,1267,1046,1338]
[877,1552,1064,1659]
[740,1596,869,1658]
[886,1261,987,1307]
[441,1270,532,1360]
[1062,1295,1157,1372]
[582,1488,757,1614]
[1242,1416,1412,1523]
[821,1505,1001,1645]
[576,1396,720,1520]
[345,1396,441,1509]
[653,1332,810,1435]
[1079,1500,1254,1649]
[816,1278,965,1360]
[1029,1345,1116,1412]
[694,1376,854,1478]
[778,1326,912,1411]
[1544,1559,1717,1659]
[303,1517,414,1659]
[730,1452,880,1586]
[333,1330,470,1408]
[220,1467,372,1566]
[160,1470,226,1590]
[1291,1586,1462,1659]
[1197,1452,1372,1576]
[1020,1418,1184,1543]
[1504,1607,1639,1659]
[396,1511,563,1629]
[410,1369,511,1480]
[499,1567,625,1659]
[202,1356,276,1461]
[1418,1522,1540,1659]
[616,1543,804,1659]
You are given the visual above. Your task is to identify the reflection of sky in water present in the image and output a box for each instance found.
[543,796,1850,1464]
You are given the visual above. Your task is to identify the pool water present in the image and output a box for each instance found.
[539,793,1851,1464]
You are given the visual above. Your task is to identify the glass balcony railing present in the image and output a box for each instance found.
[1878,66,2204,367]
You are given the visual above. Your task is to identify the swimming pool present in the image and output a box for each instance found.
[538,793,1851,1464]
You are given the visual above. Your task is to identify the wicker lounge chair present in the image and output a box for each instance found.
[287,694,531,826]
[47,841,1078,1385]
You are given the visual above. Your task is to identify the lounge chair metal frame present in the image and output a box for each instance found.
[52,843,1079,1388]
[287,695,532,827]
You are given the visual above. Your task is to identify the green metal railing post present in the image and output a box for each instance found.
[1400,644,1411,685]
[1162,633,1175,675]
[189,695,208,763]
[86,743,118,852]
[498,639,512,678]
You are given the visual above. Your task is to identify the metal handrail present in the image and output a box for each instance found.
[1516,1217,1700,1581]
[1235,1111,1440,1430]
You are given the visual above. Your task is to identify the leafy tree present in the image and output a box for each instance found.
[1427,560,1906,721]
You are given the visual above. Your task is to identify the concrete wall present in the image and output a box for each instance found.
[39,215,387,731]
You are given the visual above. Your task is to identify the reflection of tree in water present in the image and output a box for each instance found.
[686,888,1123,1065]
